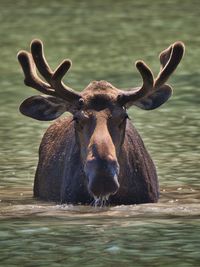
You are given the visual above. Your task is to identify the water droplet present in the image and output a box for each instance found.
[106,245,120,254]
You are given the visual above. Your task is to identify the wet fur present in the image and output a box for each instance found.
[34,116,159,204]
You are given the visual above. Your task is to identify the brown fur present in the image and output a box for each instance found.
[34,82,159,204]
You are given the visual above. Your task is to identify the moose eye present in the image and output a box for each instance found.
[73,117,79,123]
[124,114,130,120]
[73,116,84,130]
[122,113,130,122]
[73,112,90,130]
[118,113,129,128]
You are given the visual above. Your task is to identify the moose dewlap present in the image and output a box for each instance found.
[18,39,185,206]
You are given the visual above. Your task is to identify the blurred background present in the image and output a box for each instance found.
[0,0,199,266]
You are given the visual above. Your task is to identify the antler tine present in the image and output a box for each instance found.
[135,60,154,95]
[18,39,81,102]
[30,39,81,101]
[51,59,81,102]
[53,59,72,82]
[31,39,53,83]
[17,50,56,96]
[118,60,154,105]
[154,41,185,89]
[118,42,184,108]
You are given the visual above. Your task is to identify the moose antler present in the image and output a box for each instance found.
[118,41,185,109]
[17,39,81,102]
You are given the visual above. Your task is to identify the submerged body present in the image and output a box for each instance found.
[34,116,158,204]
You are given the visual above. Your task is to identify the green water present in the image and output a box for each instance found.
[0,0,200,266]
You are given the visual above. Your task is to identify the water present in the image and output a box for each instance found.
[0,0,200,266]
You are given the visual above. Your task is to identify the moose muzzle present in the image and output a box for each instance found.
[85,157,120,198]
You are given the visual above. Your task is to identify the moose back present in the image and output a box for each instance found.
[18,40,184,205]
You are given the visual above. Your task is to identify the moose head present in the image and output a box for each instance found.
[18,40,184,204]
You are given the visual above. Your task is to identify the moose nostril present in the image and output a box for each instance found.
[84,156,120,197]
[88,173,119,198]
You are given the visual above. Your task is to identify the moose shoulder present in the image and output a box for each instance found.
[18,40,185,206]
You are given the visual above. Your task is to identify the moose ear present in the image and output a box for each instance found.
[19,95,67,121]
[133,84,172,110]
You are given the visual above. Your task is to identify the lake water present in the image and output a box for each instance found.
[0,0,199,266]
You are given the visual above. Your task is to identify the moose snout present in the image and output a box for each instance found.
[85,158,120,198]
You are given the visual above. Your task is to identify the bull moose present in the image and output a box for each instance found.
[18,40,184,206]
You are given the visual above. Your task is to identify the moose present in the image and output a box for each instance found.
[18,40,184,206]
